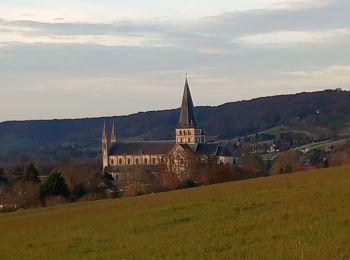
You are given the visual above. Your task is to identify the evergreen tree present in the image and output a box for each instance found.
[0,167,8,185]
[23,163,40,183]
[40,171,70,200]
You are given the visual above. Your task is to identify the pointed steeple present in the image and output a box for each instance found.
[101,121,109,169]
[111,121,117,143]
[178,77,198,128]
[102,121,107,139]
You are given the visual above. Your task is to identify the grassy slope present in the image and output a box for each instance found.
[261,125,319,138]
[1,167,350,259]
[294,138,350,151]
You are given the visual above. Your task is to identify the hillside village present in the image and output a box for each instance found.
[1,84,350,211]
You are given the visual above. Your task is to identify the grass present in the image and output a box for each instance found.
[295,138,350,151]
[1,166,350,259]
[261,125,319,139]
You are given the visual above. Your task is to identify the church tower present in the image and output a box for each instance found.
[102,121,109,170]
[176,77,206,144]
[111,121,117,144]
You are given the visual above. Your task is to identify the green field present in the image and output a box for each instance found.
[1,166,350,259]
[295,138,350,151]
[261,125,319,139]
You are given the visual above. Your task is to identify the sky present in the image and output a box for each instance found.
[0,0,350,121]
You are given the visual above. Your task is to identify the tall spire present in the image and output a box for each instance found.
[102,121,109,170]
[111,121,117,143]
[102,121,107,139]
[178,77,198,128]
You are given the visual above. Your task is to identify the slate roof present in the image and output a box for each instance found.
[217,145,233,157]
[194,143,233,157]
[108,141,232,157]
[109,141,175,155]
[194,143,219,155]
[178,78,199,128]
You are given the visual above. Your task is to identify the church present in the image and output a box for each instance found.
[102,77,234,180]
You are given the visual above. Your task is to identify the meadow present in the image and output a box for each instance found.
[0,166,349,259]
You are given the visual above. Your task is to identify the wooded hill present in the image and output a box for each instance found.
[0,89,349,156]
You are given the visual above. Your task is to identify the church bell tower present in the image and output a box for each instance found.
[176,77,205,144]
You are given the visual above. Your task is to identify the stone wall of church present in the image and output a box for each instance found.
[108,154,166,166]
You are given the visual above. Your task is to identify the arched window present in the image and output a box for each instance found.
[188,138,190,142]
[188,130,191,135]
[144,158,148,164]
[127,159,131,165]
[179,130,182,136]
[110,159,114,165]
[152,158,156,164]
[136,158,139,165]
[184,131,187,136]
[119,158,122,165]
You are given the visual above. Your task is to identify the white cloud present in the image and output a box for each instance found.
[0,31,161,47]
[0,0,285,22]
[282,65,350,77]
[272,0,329,10]
[235,29,350,47]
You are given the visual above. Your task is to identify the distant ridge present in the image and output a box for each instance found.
[0,89,350,154]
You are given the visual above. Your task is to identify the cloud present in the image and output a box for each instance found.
[282,65,350,77]
[194,0,350,36]
[0,0,348,52]
[1,0,350,121]
[235,28,350,47]
[271,0,329,10]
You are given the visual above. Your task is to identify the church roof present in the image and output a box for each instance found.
[178,78,199,128]
[109,141,175,155]
[217,145,233,157]
[108,141,233,158]
[194,143,219,155]
[194,143,233,157]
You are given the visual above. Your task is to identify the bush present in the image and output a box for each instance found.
[270,151,302,175]
[40,171,70,202]
[71,184,87,200]
[178,179,196,189]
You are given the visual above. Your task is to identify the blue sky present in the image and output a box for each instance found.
[0,0,349,121]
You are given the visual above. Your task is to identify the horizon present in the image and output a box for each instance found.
[1,0,350,121]
[0,87,344,123]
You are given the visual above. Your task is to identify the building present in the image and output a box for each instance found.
[102,77,234,180]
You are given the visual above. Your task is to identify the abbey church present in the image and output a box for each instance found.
[102,78,234,180]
